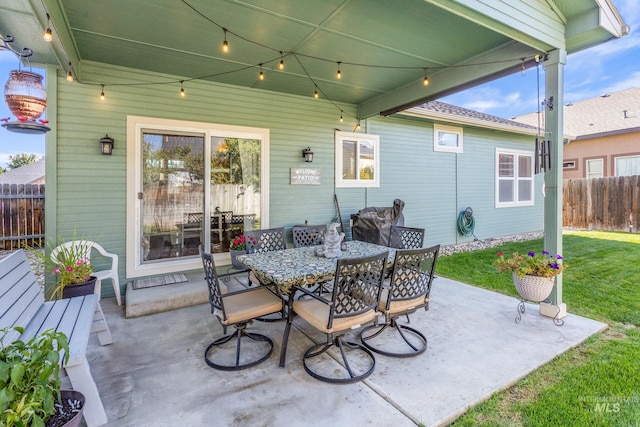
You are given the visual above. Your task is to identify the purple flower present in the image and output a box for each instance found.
[542,250,549,255]
[556,254,563,260]
[53,267,60,275]
[527,251,535,257]
[549,262,559,270]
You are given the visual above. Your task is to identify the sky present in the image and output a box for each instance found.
[0,0,638,169]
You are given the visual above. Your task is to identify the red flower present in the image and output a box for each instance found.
[497,252,503,257]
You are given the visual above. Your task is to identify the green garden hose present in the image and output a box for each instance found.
[457,207,478,239]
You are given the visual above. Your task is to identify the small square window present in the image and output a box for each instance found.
[335,131,380,188]
[434,124,463,153]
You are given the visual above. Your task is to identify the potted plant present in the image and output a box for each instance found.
[30,234,96,300]
[495,250,567,301]
[0,327,85,427]
[229,234,247,269]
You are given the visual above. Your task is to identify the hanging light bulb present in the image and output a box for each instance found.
[100,84,105,101]
[355,121,361,131]
[423,68,430,86]
[66,62,74,82]
[313,90,319,99]
[336,62,342,79]
[221,28,229,52]
[339,113,344,123]
[259,64,264,80]
[279,52,285,70]
[179,81,185,97]
[521,58,526,75]
[43,14,53,42]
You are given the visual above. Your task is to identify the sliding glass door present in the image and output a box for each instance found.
[127,116,268,278]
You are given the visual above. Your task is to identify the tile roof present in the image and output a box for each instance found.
[0,158,45,185]
[403,101,538,134]
[511,87,640,139]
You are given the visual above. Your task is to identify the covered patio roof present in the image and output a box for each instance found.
[0,0,628,119]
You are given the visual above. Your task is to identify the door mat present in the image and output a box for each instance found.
[132,274,188,290]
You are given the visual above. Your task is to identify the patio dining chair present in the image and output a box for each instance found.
[245,227,287,254]
[280,252,388,384]
[359,245,439,357]
[388,225,425,249]
[51,240,121,306]
[292,224,326,248]
[244,227,288,320]
[199,246,285,370]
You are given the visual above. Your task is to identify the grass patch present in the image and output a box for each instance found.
[438,230,640,426]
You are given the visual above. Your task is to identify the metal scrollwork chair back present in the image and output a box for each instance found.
[280,251,388,383]
[360,245,439,357]
[199,246,284,370]
[389,225,425,249]
[292,224,326,248]
[245,227,287,254]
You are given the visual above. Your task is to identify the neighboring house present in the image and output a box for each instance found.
[0,158,45,185]
[512,87,640,179]
[0,0,627,302]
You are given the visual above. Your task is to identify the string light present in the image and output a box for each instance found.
[66,62,74,82]
[73,1,546,126]
[179,80,185,97]
[222,28,229,52]
[355,121,361,131]
[43,14,53,42]
[521,58,526,75]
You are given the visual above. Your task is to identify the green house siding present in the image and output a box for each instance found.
[50,61,542,298]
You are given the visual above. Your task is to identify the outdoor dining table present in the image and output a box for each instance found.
[236,240,396,295]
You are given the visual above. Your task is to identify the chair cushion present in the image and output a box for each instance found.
[293,298,376,334]
[221,288,282,325]
[378,288,427,314]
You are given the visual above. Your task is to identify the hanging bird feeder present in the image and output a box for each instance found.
[2,70,50,134]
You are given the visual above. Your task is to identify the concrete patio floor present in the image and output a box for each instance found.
[86,276,606,427]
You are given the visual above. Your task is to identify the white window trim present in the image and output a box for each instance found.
[614,155,640,177]
[434,124,463,153]
[126,115,270,278]
[586,158,604,178]
[335,131,380,188]
[495,148,534,208]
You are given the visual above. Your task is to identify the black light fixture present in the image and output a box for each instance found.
[302,147,313,163]
[100,134,114,155]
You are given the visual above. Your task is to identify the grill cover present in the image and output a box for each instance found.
[351,199,405,246]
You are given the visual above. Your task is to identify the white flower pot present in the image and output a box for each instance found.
[512,272,554,302]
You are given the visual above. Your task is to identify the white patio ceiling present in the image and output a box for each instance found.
[0,0,628,119]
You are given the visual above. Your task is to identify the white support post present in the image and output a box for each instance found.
[542,49,567,318]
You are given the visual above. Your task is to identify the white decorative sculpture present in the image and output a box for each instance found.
[322,223,344,258]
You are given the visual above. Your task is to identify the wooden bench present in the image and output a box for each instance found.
[0,250,112,427]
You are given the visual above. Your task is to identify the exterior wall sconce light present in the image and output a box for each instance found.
[302,147,313,162]
[100,134,114,155]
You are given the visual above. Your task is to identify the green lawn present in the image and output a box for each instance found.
[436,230,640,426]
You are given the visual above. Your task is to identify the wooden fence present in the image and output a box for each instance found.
[563,176,640,232]
[0,184,45,250]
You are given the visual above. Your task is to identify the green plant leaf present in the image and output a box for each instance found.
[9,363,25,387]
